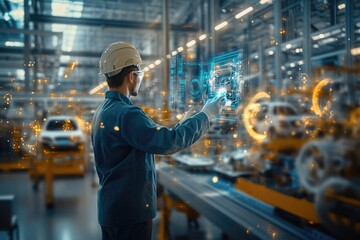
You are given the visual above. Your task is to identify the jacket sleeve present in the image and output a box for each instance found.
[120,106,210,155]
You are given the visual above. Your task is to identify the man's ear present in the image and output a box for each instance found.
[126,73,133,84]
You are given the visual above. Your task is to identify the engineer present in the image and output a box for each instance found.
[91,41,225,240]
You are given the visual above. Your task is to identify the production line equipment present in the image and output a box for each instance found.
[223,73,359,239]
[158,50,359,240]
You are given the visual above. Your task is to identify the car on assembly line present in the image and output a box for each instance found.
[38,115,85,150]
[253,101,303,139]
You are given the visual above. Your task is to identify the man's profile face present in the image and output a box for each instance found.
[129,69,144,97]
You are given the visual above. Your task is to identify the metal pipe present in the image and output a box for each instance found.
[208,0,217,57]
[303,0,312,81]
[274,0,282,97]
[162,0,170,108]
[345,0,355,104]
[24,0,31,92]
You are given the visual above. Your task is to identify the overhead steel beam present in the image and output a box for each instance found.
[0,47,159,60]
[0,60,97,69]
[29,14,199,32]
[0,28,63,37]
[2,94,103,104]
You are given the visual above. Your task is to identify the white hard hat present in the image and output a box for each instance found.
[99,42,142,77]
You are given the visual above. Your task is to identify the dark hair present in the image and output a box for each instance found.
[106,65,139,88]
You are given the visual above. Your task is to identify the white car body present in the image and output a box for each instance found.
[253,101,303,138]
[38,115,85,150]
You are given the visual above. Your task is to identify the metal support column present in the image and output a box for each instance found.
[24,0,31,92]
[274,0,282,97]
[208,0,218,58]
[162,0,170,108]
[345,0,355,104]
[33,0,40,93]
[303,0,312,81]
[259,40,266,89]
[197,0,206,62]
[246,20,252,93]
[203,0,210,59]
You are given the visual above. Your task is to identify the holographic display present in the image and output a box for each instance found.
[189,78,202,102]
[169,53,208,111]
[169,50,242,112]
[208,50,242,108]
[169,54,187,111]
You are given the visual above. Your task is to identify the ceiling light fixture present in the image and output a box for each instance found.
[235,7,254,19]
[186,40,196,47]
[215,21,228,31]
[198,34,207,40]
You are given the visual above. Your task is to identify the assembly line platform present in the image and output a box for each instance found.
[157,160,333,240]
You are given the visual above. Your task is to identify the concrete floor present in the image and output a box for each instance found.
[0,171,222,240]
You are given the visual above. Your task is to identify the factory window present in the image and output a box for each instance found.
[46,120,78,131]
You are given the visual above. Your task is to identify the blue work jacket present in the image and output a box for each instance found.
[91,91,210,226]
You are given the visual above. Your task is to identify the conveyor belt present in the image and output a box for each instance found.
[157,161,320,240]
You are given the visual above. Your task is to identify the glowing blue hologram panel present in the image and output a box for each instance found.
[169,51,241,112]
[208,50,242,108]
[169,54,187,111]
[190,78,202,102]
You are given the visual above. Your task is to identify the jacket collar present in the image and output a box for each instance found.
[105,90,133,105]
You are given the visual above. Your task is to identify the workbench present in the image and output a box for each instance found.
[156,161,333,240]
[29,148,87,207]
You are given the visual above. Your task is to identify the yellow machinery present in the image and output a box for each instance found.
[235,178,320,223]
[29,146,86,207]
[157,192,200,240]
[234,65,360,239]
[155,156,202,240]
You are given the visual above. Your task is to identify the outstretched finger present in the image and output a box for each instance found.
[216,95,226,103]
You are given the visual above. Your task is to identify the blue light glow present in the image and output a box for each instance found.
[208,50,242,108]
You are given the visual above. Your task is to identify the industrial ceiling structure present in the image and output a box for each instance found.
[0,0,359,106]
[0,0,203,94]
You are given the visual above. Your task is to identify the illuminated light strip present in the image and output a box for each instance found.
[199,34,207,40]
[312,78,334,116]
[171,50,178,56]
[89,81,107,95]
[242,92,270,141]
[312,33,330,41]
[235,7,254,19]
[186,40,196,47]
[177,47,184,52]
[351,47,360,55]
[149,63,155,69]
[90,85,101,94]
[5,41,24,47]
[214,21,228,31]
[154,59,162,65]
[260,0,272,4]
[338,3,345,9]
